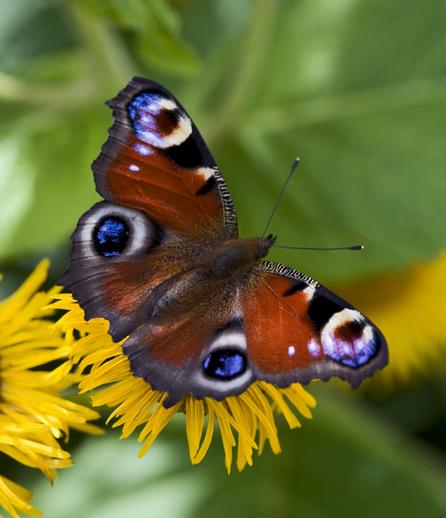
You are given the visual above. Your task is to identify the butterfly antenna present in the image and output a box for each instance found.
[273,244,365,251]
[261,157,300,238]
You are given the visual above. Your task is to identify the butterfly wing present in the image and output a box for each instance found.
[62,77,238,340]
[241,261,388,388]
[93,76,237,239]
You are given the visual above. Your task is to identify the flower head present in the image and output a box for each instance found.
[0,260,101,518]
[52,294,317,473]
[338,250,446,390]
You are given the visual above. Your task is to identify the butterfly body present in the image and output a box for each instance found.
[63,77,388,406]
[142,235,272,322]
[206,236,274,279]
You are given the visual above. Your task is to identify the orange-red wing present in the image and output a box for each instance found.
[242,262,388,388]
[243,272,318,373]
[92,77,237,240]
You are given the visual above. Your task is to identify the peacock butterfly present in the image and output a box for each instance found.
[62,77,388,406]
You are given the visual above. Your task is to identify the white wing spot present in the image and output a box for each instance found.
[197,167,215,181]
[133,143,151,156]
[303,285,316,301]
[307,339,321,358]
[157,98,177,111]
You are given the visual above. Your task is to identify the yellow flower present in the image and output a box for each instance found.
[51,294,317,473]
[338,250,446,390]
[0,477,39,518]
[0,260,101,518]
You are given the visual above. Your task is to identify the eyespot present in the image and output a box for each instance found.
[320,309,379,369]
[94,216,129,257]
[202,349,247,380]
[75,201,157,260]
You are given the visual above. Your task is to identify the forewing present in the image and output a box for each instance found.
[241,261,388,388]
[93,76,237,239]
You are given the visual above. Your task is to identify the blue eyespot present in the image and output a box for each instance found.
[128,92,170,144]
[324,327,379,369]
[203,350,247,380]
[94,217,129,257]
[128,92,163,119]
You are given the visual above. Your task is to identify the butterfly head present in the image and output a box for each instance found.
[260,233,277,255]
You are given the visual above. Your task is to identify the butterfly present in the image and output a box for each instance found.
[62,77,388,407]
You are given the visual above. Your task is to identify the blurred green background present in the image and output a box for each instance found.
[1,0,446,516]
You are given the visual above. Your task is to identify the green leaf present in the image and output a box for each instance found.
[78,0,201,76]
[0,0,78,74]
[30,434,206,518]
[0,108,104,260]
[30,388,446,518]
